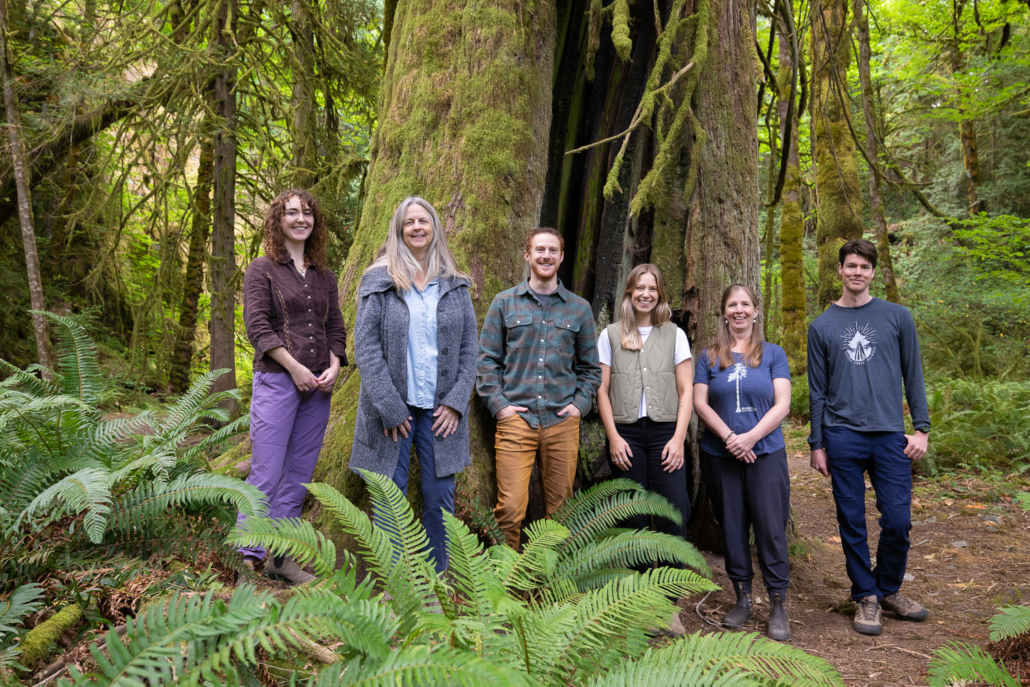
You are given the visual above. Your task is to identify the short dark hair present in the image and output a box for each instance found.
[839,239,878,269]
[525,227,564,252]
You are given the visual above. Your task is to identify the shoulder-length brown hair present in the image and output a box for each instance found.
[617,263,673,350]
[705,284,764,370]
[262,189,328,270]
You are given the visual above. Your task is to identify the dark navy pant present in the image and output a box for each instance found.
[390,405,456,574]
[609,418,690,543]
[701,447,790,596]
[824,426,912,602]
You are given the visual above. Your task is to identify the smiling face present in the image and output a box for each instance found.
[723,288,757,336]
[631,272,660,316]
[402,203,434,258]
[281,195,314,246]
[525,232,563,281]
[838,252,875,296]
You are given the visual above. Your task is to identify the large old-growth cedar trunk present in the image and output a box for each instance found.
[811,0,863,309]
[316,0,761,548]
[315,0,558,527]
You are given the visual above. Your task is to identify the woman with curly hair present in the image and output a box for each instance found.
[237,189,347,584]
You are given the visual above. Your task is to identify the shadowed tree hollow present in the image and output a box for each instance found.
[311,0,761,547]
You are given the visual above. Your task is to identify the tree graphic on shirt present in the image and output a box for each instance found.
[727,362,756,413]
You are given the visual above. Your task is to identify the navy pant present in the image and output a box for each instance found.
[824,426,912,602]
[701,447,790,596]
[390,405,456,574]
[609,418,690,568]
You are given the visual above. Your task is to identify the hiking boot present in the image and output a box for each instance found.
[666,611,687,637]
[722,591,754,629]
[767,595,791,641]
[854,596,882,636]
[881,591,929,622]
[265,554,316,585]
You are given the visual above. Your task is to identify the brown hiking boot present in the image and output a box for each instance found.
[881,591,929,621]
[265,554,316,585]
[854,596,882,636]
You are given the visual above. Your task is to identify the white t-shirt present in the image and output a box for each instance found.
[598,325,692,419]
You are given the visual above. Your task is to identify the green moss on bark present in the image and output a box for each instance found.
[18,604,83,670]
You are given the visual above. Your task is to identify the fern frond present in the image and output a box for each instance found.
[226,517,337,577]
[929,641,1019,687]
[989,605,1030,642]
[503,519,570,592]
[109,472,267,532]
[588,651,751,687]
[34,311,102,405]
[552,478,646,525]
[0,583,43,638]
[0,358,59,396]
[305,482,393,578]
[554,529,711,587]
[159,369,234,434]
[443,512,506,622]
[1015,492,1030,512]
[654,631,844,686]
[312,644,538,687]
[553,490,683,558]
[21,467,112,543]
[87,413,157,457]
[0,452,58,512]
[182,415,250,462]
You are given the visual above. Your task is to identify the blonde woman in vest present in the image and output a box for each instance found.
[693,284,792,641]
[597,264,693,635]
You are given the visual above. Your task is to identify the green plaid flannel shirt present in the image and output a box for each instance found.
[476,279,601,429]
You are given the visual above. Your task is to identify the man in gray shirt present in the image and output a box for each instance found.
[808,239,930,636]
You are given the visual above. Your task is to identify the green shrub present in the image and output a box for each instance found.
[790,374,810,421]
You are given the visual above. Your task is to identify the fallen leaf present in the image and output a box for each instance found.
[828,536,841,543]
[966,503,986,510]
[944,499,955,506]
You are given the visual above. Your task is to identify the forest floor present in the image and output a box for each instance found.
[678,423,1030,687]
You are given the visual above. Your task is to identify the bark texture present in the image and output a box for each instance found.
[318,0,559,532]
[1,0,51,368]
[209,0,238,399]
[170,137,213,394]
[855,0,899,303]
[290,0,318,189]
[811,0,863,309]
[777,19,806,375]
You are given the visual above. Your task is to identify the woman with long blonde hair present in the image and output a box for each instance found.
[349,197,477,573]
[596,263,694,635]
[693,284,793,641]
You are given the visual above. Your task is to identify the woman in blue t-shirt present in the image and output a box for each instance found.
[693,284,792,641]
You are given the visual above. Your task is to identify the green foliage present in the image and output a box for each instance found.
[989,605,1030,642]
[923,379,1030,471]
[0,584,43,671]
[953,215,1030,287]
[929,602,1030,687]
[0,314,259,589]
[222,471,841,687]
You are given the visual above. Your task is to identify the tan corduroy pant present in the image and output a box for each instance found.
[493,414,580,550]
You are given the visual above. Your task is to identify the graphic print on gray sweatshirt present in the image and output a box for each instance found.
[807,298,931,450]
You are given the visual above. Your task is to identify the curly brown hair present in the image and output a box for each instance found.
[262,189,328,269]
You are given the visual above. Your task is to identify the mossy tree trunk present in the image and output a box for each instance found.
[170,136,213,394]
[209,0,238,401]
[777,14,806,375]
[949,0,984,215]
[811,0,863,309]
[290,0,318,189]
[855,0,899,304]
[316,0,558,530]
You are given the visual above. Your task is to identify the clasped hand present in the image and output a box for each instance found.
[289,363,338,393]
[385,405,462,442]
[725,431,757,463]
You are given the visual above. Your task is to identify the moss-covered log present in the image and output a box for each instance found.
[777,16,806,375]
[811,0,863,309]
[17,604,83,670]
[316,0,558,535]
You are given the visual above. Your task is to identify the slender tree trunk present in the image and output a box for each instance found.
[762,104,778,331]
[855,0,899,303]
[209,0,238,400]
[950,0,984,215]
[1,0,51,369]
[811,0,863,309]
[291,0,318,189]
[777,17,806,375]
[170,136,214,394]
[319,0,558,518]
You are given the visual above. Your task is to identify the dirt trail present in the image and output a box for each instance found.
[679,429,1030,687]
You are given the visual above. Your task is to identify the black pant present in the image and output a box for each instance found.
[701,447,790,596]
[609,418,690,552]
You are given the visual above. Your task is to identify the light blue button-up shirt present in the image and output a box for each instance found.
[403,279,440,409]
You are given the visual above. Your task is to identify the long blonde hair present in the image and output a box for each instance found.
[365,196,471,292]
[705,284,764,370]
[617,264,673,350]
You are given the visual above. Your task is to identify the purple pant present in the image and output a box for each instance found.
[236,371,332,558]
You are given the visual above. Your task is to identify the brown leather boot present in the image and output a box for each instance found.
[265,554,316,585]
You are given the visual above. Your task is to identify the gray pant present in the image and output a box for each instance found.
[701,447,790,596]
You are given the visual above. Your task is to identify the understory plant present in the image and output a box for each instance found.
[58,471,844,686]
[0,312,264,589]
